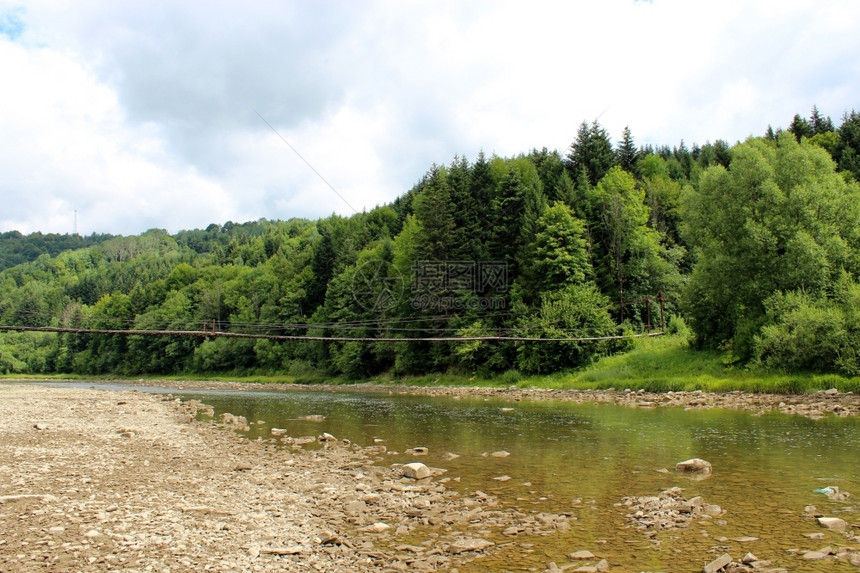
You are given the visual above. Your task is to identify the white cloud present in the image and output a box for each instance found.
[0,35,235,234]
[2,0,859,234]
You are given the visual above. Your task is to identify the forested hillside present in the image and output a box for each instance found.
[2,108,860,379]
[0,231,115,272]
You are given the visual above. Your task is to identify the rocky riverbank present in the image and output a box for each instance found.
[3,383,860,572]
[0,385,574,572]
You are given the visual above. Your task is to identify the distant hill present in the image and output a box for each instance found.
[0,231,116,271]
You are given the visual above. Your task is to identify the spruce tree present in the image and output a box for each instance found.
[788,113,814,141]
[566,120,615,188]
[615,126,638,173]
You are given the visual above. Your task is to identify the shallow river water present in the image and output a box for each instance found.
[61,384,860,571]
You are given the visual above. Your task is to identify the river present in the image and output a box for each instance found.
[36,383,860,570]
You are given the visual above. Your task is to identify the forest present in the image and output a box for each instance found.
[2,107,860,379]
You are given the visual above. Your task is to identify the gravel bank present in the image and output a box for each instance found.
[0,385,577,572]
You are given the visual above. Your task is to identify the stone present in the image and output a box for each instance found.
[570,550,595,559]
[446,537,494,554]
[703,553,732,573]
[318,432,337,442]
[410,446,429,456]
[595,558,610,571]
[804,532,825,539]
[703,504,722,516]
[298,414,326,421]
[491,450,511,458]
[401,462,431,480]
[741,552,758,563]
[675,458,712,473]
[261,546,303,555]
[270,428,287,436]
[220,413,248,427]
[802,547,832,560]
[33,423,48,430]
[818,517,847,532]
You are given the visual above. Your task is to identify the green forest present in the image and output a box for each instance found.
[2,107,860,380]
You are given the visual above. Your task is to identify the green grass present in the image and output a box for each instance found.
[510,335,860,394]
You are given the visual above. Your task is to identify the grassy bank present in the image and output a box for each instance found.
[367,335,860,394]
[5,335,859,394]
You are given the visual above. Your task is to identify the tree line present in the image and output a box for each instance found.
[2,106,860,378]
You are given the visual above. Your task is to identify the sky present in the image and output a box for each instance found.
[1,0,859,236]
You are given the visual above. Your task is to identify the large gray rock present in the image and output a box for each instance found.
[703,553,732,573]
[401,462,431,479]
[818,517,847,532]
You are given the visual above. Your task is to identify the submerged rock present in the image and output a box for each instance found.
[675,458,712,474]
[446,537,494,554]
[570,550,595,559]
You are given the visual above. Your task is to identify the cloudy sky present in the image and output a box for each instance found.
[1,0,858,236]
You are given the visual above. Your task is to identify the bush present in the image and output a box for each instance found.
[754,289,860,375]
[666,315,690,337]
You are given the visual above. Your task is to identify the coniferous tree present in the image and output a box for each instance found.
[566,120,615,188]
[615,126,638,173]
[413,166,458,262]
[809,105,835,134]
[836,110,860,180]
[788,113,814,141]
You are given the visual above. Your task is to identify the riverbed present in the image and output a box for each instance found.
[1,382,859,572]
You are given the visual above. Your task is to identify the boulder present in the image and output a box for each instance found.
[676,458,712,473]
[401,462,431,479]
[703,553,732,573]
[818,517,847,532]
